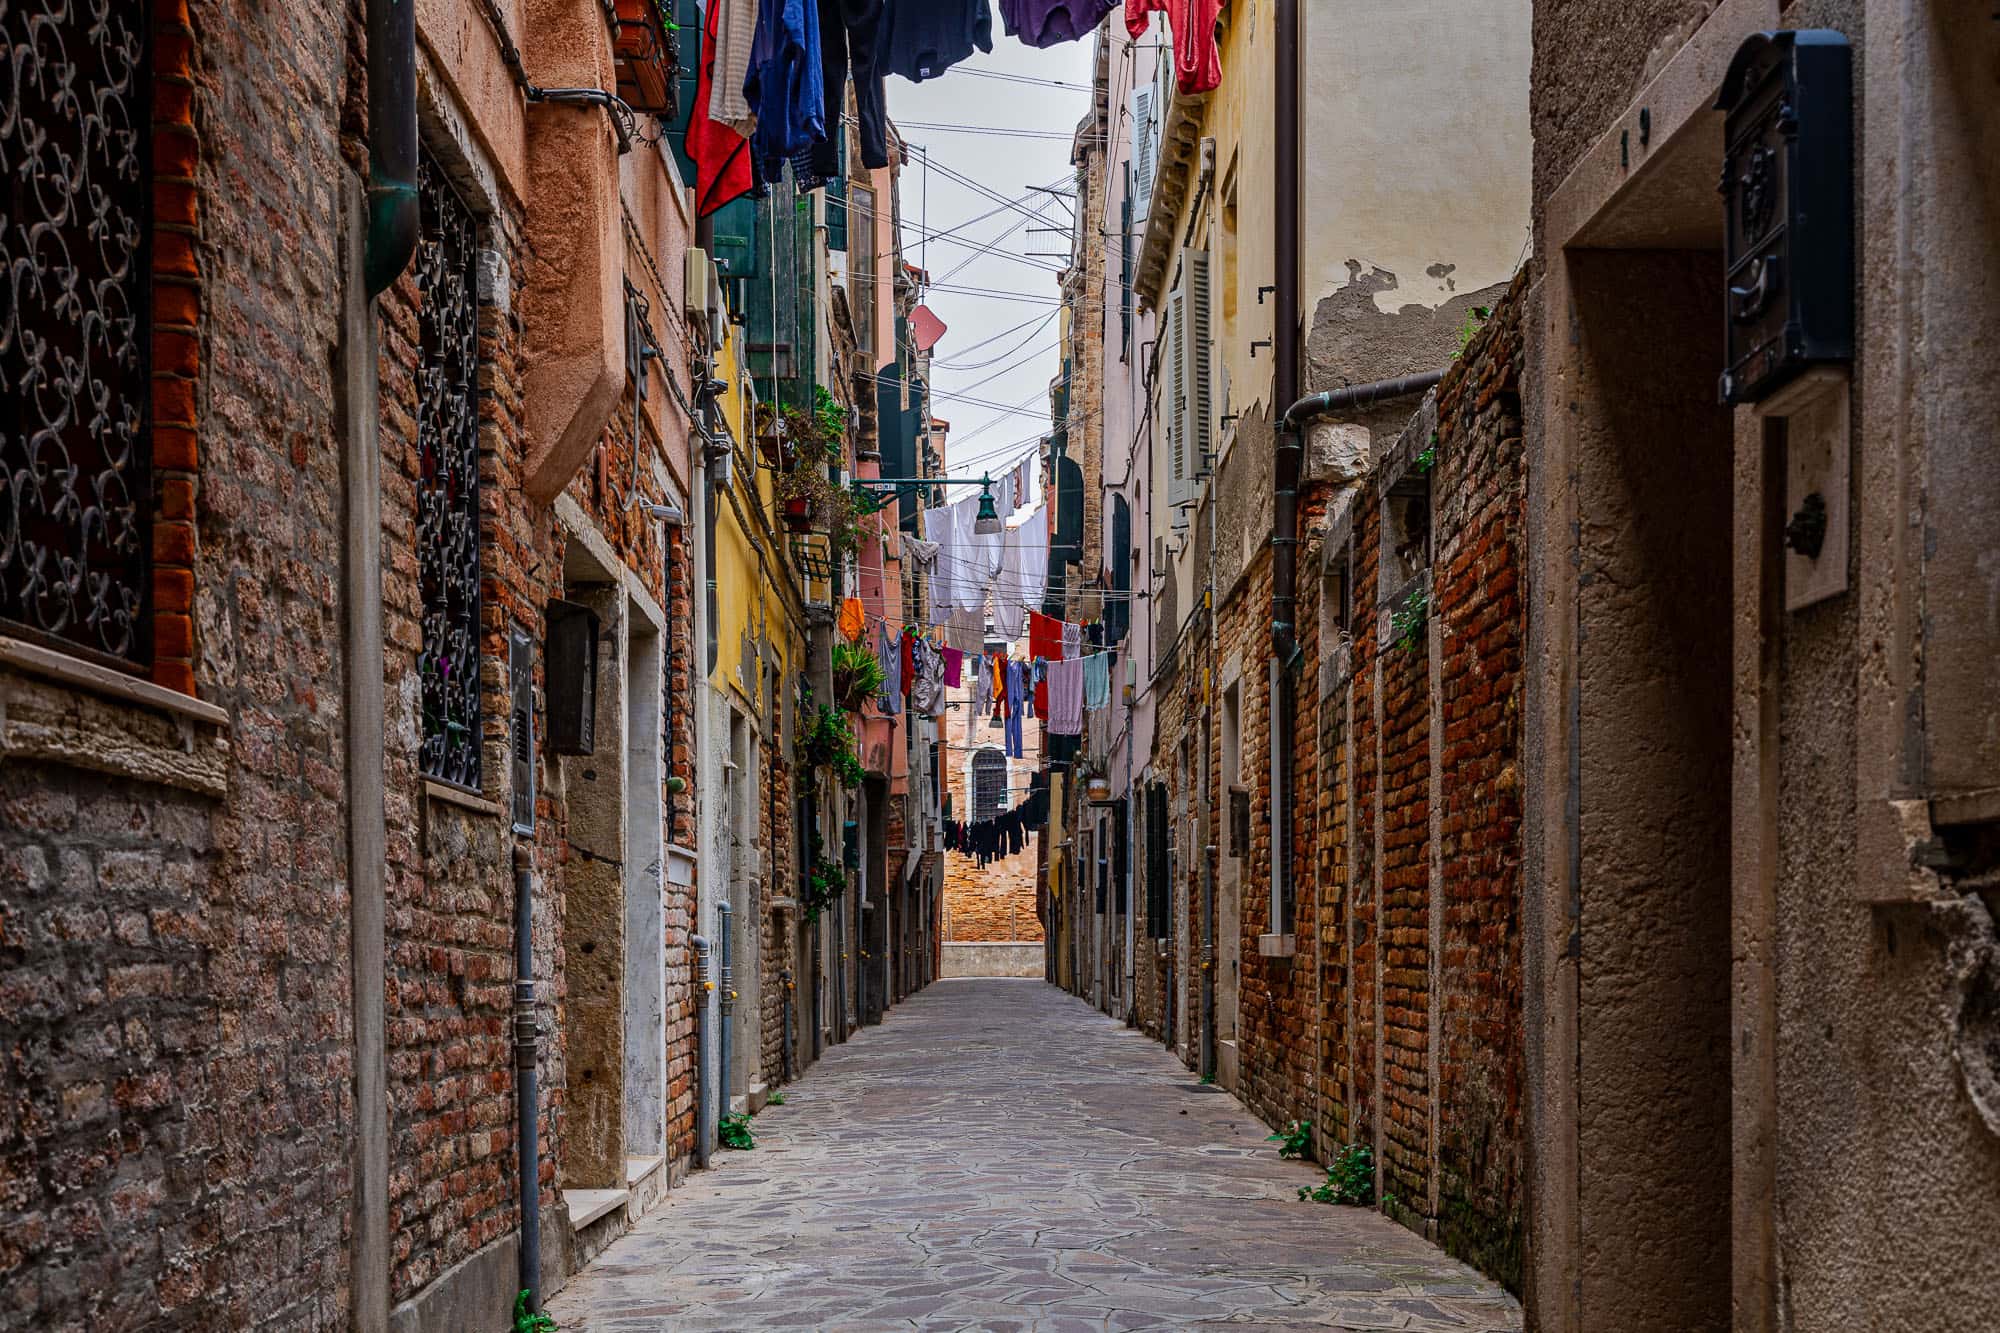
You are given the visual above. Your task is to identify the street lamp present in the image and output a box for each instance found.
[973,485,1002,535]
[851,473,1006,530]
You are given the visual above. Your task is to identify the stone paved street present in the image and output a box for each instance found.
[548,980,1521,1331]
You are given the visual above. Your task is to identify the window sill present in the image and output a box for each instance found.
[423,778,505,819]
[0,636,227,726]
[0,636,229,797]
[1257,933,1297,958]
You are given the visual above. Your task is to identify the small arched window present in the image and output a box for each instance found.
[971,748,1008,821]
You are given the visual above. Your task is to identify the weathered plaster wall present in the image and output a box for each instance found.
[1299,0,1530,393]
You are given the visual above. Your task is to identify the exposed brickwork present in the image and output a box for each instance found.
[942,675,1044,943]
[1075,276,1528,1293]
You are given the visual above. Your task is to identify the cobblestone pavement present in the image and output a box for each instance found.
[548,979,1522,1331]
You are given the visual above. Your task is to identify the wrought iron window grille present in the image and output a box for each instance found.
[416,153,485,790]
[2,2,154,667]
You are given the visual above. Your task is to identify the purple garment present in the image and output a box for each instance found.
[998,0,1117,48]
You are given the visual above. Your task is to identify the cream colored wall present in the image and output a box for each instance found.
[1300,0,1531,319]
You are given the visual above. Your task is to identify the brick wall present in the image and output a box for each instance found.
[942,676,1044,943]
[1,2,705,1324]
[1092,274,1529,1293]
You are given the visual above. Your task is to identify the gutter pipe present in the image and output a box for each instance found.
[719,899,735,1119]
[1270,0,1302,939]
[692,934,715,1165]
[364,0,419,296]
[512,847,543,1310]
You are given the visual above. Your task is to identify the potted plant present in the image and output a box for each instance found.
[831,640,885,712]
[613,0,677,114]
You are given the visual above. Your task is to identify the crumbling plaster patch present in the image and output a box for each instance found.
[1306,271,1512,393]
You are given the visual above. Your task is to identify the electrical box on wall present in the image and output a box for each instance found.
[508,625,536,834]
[545,599,599,755]
[1715,29,1853,406]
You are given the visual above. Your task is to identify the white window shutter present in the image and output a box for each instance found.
[1165,284,1188,524]
[1180,248,1213,487]
[1130,87,1155,222]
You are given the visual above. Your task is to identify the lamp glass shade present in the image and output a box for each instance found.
[973,486,1002,536]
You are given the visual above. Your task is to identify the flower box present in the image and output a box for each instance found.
[613,0,677,115]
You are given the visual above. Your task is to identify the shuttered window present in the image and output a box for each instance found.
[1130,86,1155,222]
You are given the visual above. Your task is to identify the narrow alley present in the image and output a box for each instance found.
[7,2,1999,1330]
[548,981,1519,1331]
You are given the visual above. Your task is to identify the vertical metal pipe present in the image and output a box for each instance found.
[340,177,390,1333]
[1270,0,1303,935]
[691,934,714,1164]
[718,899,734,1113]
[781,968,795,1084]
[364,0,418,294]
[1201,843,1217,1082]
[512,846,542,1308]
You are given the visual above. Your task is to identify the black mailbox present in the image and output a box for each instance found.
[1715,29,1853,405]
[545,599,599,756]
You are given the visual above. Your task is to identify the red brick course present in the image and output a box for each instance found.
[1103,275,1528,1292]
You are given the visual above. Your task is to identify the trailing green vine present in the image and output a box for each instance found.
[1391,584,1430,656]
[803,852,846,925]
[800,703,864,788]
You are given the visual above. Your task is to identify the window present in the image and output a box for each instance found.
[850,185,876,359]
[416,153,485,789]
[2,3,154,667]
[971,748,1007,820]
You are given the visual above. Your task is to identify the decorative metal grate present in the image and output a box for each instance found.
[1,1,153,665]
[416,153,484,789]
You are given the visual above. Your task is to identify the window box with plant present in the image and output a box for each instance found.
[769,387,863,555]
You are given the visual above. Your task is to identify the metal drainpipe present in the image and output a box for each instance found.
[364,0,418,295]
[691,933,715,1165]
[1124,720,1136,1022]
[781,968,795,1084]
[1201,843,1217,1082]
[718,900,734,1117]
[512,846,542,1309]
[1271,0,1303,942]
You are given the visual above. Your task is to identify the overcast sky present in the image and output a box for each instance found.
[886,29,1097,490]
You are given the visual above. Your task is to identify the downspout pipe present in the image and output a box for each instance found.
[512,847,543,1310]
[1270,0,1302,940]
[364,0,419,296]
[691,934,715,1165]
